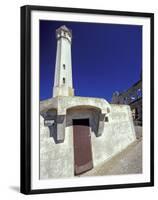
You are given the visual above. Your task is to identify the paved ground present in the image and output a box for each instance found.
[80,138,142,177]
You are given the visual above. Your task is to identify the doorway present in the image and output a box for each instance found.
[73,119,93,175]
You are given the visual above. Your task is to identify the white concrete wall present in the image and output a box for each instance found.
[40,104,136,179]
[40,116,74,179]
[91,104,136,167]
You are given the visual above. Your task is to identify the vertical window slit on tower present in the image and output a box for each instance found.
[63,78,65,84]
[63,64,66,69]
[104,116,109,122]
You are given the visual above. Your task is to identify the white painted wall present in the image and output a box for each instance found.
[40,116,74,179]
[0,0,157,199]
[40,104,135,179]
[92,105,136,167]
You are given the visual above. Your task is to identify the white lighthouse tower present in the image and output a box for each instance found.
[53,25,74,97]
[40,25,136,179]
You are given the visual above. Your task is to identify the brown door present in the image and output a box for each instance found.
[73,119,93,175]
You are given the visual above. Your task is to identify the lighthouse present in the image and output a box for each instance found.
[53,25,74,97]
[40,25,136,179]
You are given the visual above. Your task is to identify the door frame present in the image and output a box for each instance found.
[72,118,93,175]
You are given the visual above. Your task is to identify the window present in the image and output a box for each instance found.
[104,116,109,122]
[63,78,65,84]
[130,95,136,102]
[137,88,142,98]
[107,107,110,113]
[132,108,138,120]
[123,97,127,104]
[63,64,65,69]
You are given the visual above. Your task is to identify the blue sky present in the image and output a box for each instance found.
[40,20,142,102]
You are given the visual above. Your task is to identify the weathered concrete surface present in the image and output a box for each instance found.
[40,96,111,142]
[91,104,136,168]
[40,96,111,115]
[40,101,136,179]
[81,138,142,176]
[40,116,74,179]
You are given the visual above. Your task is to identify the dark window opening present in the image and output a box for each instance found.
[104,116,109,122]
[73,118,89,126]
[132,108,138,120]
[63,64,66,69]
[123,97,127,104]
[63,78,65,84]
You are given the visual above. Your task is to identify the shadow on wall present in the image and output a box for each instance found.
[66,108,101,137]
[41,109,58,144]
[41,107,105,144]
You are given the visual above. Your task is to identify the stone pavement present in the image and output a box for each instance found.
[80,138,142,177]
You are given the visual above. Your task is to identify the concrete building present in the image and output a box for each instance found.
[40,25,136,179]
[112,80,142,126]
